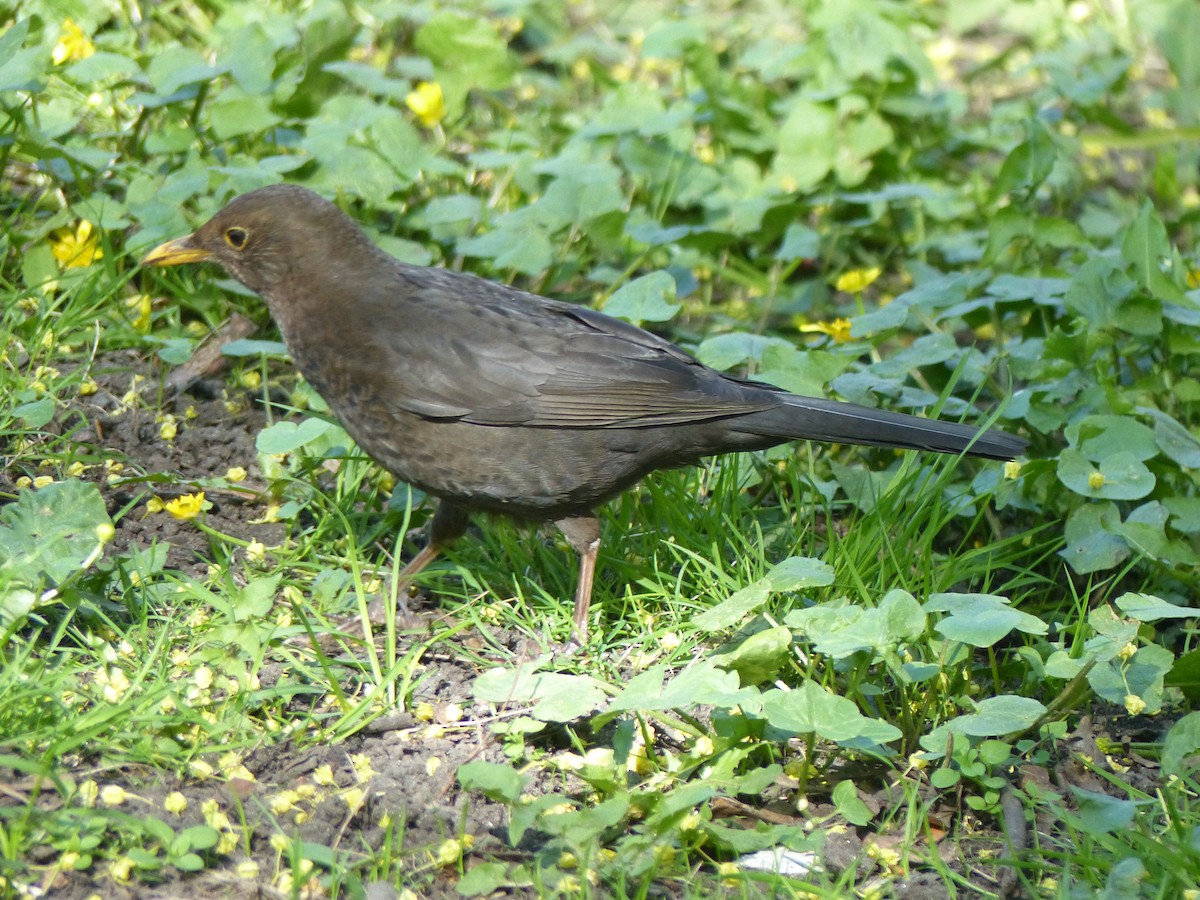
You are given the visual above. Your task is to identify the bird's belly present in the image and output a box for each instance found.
[341,410,656,520]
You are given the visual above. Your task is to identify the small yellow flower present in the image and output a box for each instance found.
[1118,642,1138,661]
[165,492,206,520]
[1004,460,1022,480]
[350,753,376,782]
[108,856,134,883]
[126,294,153,333]
[79,377,99,396]
[33,475,55,489]
[159,414,178,441]
[1124,694,1147,716]
[50,220,103,269]
[433,838,464,866]
[225,466,247,483]
[164,792,188,814]
[413,701,435,721]
[313,764,336,786]
[100,784,128,807]
[425,756,442,777]
[405,81,446,128]
[245,539,266,562]
[194,666,214,690]
[341,787,366,813]
[271,790,300,814]
[239,370,261,389]
[798,317,853,343]
[52,19,94,65]
[835,267,881,294]
[235,859,260,880]
[1087,471,1106,490]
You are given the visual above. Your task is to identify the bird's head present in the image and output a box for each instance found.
[141,184,370,298]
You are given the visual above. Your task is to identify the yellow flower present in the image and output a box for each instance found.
[1087,471,1106,490]
[1124,694,1146,716]
[52,20,94,65]
[235,860,260,880]
[835,267,881,294]
[405,81,446,128]
[225,466,247,483]
[798,317,853,343]
[49,220,103,269]
[126,294,153,333]
[100,784,128,807]
[1003,460,1022,480]
[164,792,188,814]
[165,492,206,520]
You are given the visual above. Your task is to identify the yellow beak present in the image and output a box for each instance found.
[141,236,213,267]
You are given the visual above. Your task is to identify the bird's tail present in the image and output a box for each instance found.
[745,394,1026,461]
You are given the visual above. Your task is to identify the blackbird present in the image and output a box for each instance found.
[142,184,1026,641]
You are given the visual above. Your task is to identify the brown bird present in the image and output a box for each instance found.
[142,184,1026,641]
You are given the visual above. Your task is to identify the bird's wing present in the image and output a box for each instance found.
[366,273,782,428]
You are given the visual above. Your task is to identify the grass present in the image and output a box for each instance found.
[4,0,1200,896]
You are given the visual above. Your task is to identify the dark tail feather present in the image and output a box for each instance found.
[747,395,1026,461]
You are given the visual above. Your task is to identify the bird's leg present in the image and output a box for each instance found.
[556,515,601,643]
[394,501,471,606]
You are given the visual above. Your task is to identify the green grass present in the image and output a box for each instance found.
[4,0,1200,896]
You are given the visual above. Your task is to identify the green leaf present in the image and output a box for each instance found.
[1116,592,1196,622]
[712,625,792,685]
[457,861,512,896]
[1064,415,1158,462]
[457,761,528,803]
[472,668,607,721]
[208,88,281,139]
[1088,644,1173,713]
[415,14,516,118]
[1056,448,1156,500]
[611,661,754,712]
[771,99,837,191]
[786,590,925,658]
[255,418,335,455]
[1141,407,1200,467]
[831,779,872,826]
[1069,787,1135,833]
[13,397,54,428]
[946,695,1046,737]
[695,333,793,371]
[1162,711,1200,777]
[764,557,836,591]
[1121,202,1186,303]
[991,119,1056,200]
[756,346,854,397]
[927,593,1048,647]
[0,481,112,614]
[693,582,770,631]
[602,272,680,325]
[761,681,900,743]
[777,223,820,261]
[1061,503,1128,573]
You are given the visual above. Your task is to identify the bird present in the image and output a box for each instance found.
[142,184,1027,642]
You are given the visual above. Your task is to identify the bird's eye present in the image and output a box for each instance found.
[224,227,249,250]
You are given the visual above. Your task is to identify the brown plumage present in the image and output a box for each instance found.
[143,184,1026,641]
